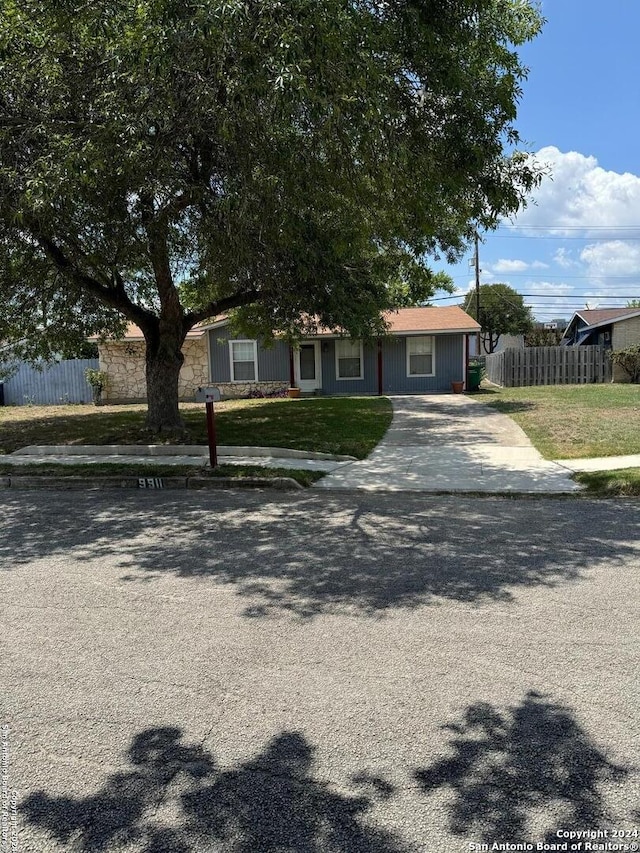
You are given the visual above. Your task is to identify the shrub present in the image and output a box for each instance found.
[610,345,640,383]
[84,368,109,402]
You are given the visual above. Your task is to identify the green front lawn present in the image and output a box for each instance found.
[574,469,640,497]
[480,384,640,459]
[0,396,392,459]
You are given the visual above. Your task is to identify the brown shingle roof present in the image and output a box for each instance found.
[311,306,479,336]
[578,307,640,327]
[96,322,209,341]
[382,306,479,334]
[107,306,478,340]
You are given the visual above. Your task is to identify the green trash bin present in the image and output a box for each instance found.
[466,363,483,392]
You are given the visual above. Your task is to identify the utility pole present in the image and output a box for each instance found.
[474,231,481,355]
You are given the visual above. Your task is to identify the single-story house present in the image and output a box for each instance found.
[561,307,640,382]
[562,307,640,348]
[98,305,480,402]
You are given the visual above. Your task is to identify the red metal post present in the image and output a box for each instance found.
[289,345,296,388]
[465,334,469,390]
[206,399,217,467]
[377,339,383,396]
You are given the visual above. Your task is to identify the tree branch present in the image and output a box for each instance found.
[184,289,263,329]
[33,230,154,331]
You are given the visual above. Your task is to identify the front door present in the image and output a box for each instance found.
[295,342,322,392]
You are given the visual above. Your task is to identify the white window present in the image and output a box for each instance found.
[335,339,364,380]
[229,340,258,382]
[407,336,435,377]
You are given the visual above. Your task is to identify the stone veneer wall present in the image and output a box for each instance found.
[214,381,289,399]
[99,338,210,401]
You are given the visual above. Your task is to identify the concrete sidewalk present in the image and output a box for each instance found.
[4,445,353,473]
[556,454,640,472]
[316,394,583,493]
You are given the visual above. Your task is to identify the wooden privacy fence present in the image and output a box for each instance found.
[484,346,611,387]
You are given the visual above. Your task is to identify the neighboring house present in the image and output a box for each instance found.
[97,306,480,402]
[562,308,640,348]
[561,308,640,382]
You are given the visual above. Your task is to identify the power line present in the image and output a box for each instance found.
[495,225,640,230]
[432,293,640,301]
[486,235,640,240]
[449,273,640,280]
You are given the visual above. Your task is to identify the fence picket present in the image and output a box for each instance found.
[484,346,611,388]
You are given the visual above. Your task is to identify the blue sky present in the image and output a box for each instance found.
[433,1,640,322]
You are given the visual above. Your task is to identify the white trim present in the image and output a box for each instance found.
[335,339,364,381]
[228,339,259,383]
[406,335,436,378]
[294,341,322,391]
[302,327,478,339]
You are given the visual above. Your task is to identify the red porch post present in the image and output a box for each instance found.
[465,334,469,390]
[377,339,383,396]
[289,345,296,388]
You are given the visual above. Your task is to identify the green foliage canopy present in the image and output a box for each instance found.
[462,282,534,353]
[0,0,544,428]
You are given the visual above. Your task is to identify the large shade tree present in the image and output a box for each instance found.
[0,0,543,431]
[462,282,534,353]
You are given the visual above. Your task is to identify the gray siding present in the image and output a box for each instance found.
[320,340,378,395]
[1,358,99,405]
[323,335,465,394]
[208,326,465,393]
[209,329,289,383]
[381,334,465,393]
[257,339,291,380]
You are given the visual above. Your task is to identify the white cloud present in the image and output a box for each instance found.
[553,248,578,269]
[515,147,640,233]
[580,241,640,277]
[489,259,549,274]
[530,281,573,296]
[492,258,529,273]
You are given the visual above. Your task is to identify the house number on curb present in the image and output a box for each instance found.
[138,477,164,489]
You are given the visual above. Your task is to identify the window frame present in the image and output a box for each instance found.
[228,339,259,383]
[334,339,364,381]
[406,335,436,378]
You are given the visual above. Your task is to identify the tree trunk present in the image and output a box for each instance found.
[144,328,186,433]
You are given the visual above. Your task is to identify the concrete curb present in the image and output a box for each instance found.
[0,475,304,491]
[14,445,357,462]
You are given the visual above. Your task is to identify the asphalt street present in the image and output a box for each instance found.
[1,489,639,853]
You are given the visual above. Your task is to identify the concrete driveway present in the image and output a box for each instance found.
[317,394,580,493]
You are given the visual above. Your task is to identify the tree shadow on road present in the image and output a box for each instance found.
[20,728,407,853]
[2,491,639,618]
[415,691,631,848]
